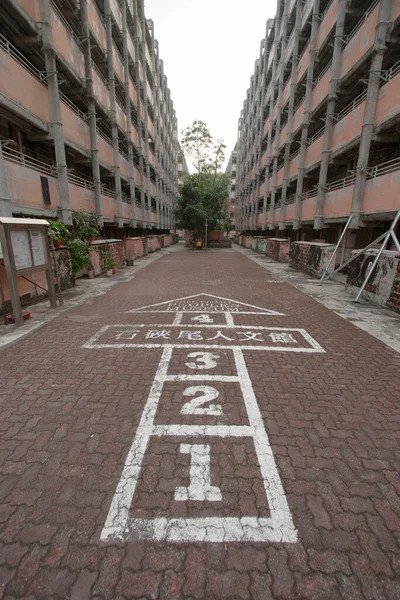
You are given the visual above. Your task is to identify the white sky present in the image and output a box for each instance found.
[144,0,277,169]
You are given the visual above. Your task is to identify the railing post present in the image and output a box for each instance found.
[0,142,12,217]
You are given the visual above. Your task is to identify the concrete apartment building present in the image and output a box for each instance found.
[236,0,400,250]
[225,144,237,228]
[0,0,178,235]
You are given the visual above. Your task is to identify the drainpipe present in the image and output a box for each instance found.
[350,0,392,228]
[265,15,281,229]
[279,0,302,229]
[133,0,146,228]
[0,143,12,217]
[269,0,289,230]
[104,0,123,228]
[39,0,72,225]
[293,0,320,230]
[80,0,103,227]
[314,0,347,230]
[121,0,136,228]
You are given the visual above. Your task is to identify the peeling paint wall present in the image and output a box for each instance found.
[289,242,336,278]
[346,250,400,314]
[266,239,291,262]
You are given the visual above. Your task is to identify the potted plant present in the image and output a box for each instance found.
[86,226,99,244]
[48,221,70,248]
[104,250,115,277]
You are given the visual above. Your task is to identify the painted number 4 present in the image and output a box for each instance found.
[181,386,222,416]
[191,314,214,323]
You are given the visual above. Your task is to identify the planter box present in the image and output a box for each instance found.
[289,241,335,278]
[266,238,291,262]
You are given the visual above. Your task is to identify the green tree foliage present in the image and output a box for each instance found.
[175,120,229,234]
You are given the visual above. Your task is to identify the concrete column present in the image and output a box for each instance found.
[293,0,320,230]
[104,0,123,228]
[314,0,347,230]
[80,0,103,226]
[133,0,146,228]
[121,0,136,227]
[350,0,392,227]
[0,143,12,217]
[269,0,289,230]
[279,0,302,229]
[142,20,152,228]
[264,19,281,229]
[39,0,72,225]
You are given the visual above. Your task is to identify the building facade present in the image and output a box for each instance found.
[236,0,400,248]
[0,0,178,234]
[225,145,237,228]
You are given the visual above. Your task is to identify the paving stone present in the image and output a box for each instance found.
[0,246,399,598]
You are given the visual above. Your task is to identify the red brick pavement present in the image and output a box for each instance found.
[0,246,400,599]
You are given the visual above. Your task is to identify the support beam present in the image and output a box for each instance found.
[39,0,72,225]
[293,0,320,230]
[80,0,103,226]
[314,0,347,230]
[104,0,123,228]
[0,143,12,217]
[350,0,392,227]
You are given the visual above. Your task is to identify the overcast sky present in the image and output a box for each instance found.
[144,0,277,170]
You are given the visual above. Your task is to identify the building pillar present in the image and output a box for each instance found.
[269,0,289,230]
[39,0,72,225]
[121,0,136,227]
[279,0,302,229]
[314,0,347,230]
[133,0,146,228]
[104,0,123,228]
[80,0,103,226]
[350,0,392,227]
[0,143,12,217]
[293,0,320,230]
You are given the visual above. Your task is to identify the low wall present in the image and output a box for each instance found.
[147,236,162,253]
[252,237,267,254]
[89,240,125,275]
[289,241,336,278]
[125,237,144,260]
[346,249,400,314]
[0,247,73,315]
[266,238,291,262]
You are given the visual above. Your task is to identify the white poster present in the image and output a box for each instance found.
[10,231,32,270]
[30,231,46,266]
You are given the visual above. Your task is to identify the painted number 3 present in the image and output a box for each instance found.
[185,352,220,370]
[181,386,222,416]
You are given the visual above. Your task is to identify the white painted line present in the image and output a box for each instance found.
[232,348,297,542]
[173,312,183,325]
[120,517,298,543]
[151,425,253,437]
[125,292,285,316]
[174,444,222,502]
[225,312,235,326]
[100,347,172,539]
[163,375,240,382]
[85,342,325,353]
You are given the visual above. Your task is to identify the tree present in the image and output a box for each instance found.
[174,120,229,235]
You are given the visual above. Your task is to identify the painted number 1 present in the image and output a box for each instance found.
[181,386,222,416]
[174,444,222,502]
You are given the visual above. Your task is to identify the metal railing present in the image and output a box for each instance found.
[366,156,400,179]
[346,0,380,45]
[2,146,57,178]
[312,59,332,88]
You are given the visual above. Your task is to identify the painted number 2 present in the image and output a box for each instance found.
[181,386,222,416]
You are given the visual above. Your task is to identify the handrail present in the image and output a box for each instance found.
[2,146,57,177]
[346,0,379,45]
[313,59,332,88]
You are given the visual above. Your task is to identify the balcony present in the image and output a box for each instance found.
[305,128,324,168]
[297,43,309,84]
[110,0,122,29]
[16,0,41,22]
[311,62,331,111]
[339,3,380,78]
[60,101,90,152]
[292,101,305,133]
[0,37,50,125]
[50,5,85,81]
[88,0,107,52]
[316,0,338,51]
[363,158,400,213]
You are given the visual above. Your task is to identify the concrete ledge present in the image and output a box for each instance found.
[266,238,290,262]
[289,241,336,278]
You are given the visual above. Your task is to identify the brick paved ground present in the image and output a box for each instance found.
[1,245,400,599]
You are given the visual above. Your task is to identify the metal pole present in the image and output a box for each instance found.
[205,219,208,252]
[323,231,387,282]
[319,214,353,283]
[355,211,400,300]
